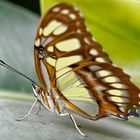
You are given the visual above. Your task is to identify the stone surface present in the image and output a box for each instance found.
[0,98,140,140]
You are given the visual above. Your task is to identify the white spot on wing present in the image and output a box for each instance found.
[56,38,80,51]
[53,25,68,35]
[69,13,76,20]
[35,38,40,47]
[89,49,98,56]
[56,55,82,70]
[108,96,129,103]
[96,70,112,77]
[108,89,128,96]
[110,83,127,89]
[96,57,106,63]
[77,29,82,33]
[52,7,60,12]
[84,38,90,45]
[43,20,62,36]
[61,9,69,15]
[39,28,43,35]
[103,76,120,83]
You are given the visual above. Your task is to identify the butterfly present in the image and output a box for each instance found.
[32,2,140,135]
[1,2,140,137]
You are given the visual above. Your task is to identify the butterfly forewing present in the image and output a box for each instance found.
[35,3,111,61]
[34,3,140,120]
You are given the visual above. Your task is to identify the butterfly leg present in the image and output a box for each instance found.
[69,114,87,137]
[16,99,38,121]
[35,102,42,115]
[59,113,86,137]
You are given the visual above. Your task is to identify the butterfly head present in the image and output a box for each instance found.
[32,83,42,99]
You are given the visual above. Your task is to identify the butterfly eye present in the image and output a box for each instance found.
[36,46,45,56]
[32,84,41,97]
[38,46,44,51]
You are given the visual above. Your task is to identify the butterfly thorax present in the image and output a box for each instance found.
[32,84,65,114]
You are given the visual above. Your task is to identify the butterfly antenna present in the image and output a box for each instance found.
[0,60,38,86]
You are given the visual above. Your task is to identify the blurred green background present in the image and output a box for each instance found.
[0,0,140,97]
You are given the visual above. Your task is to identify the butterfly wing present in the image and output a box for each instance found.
[34,3,140,120]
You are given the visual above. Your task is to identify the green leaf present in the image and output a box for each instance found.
[40,0,140,86]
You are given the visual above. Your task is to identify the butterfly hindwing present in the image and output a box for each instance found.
[70,61,140,119]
